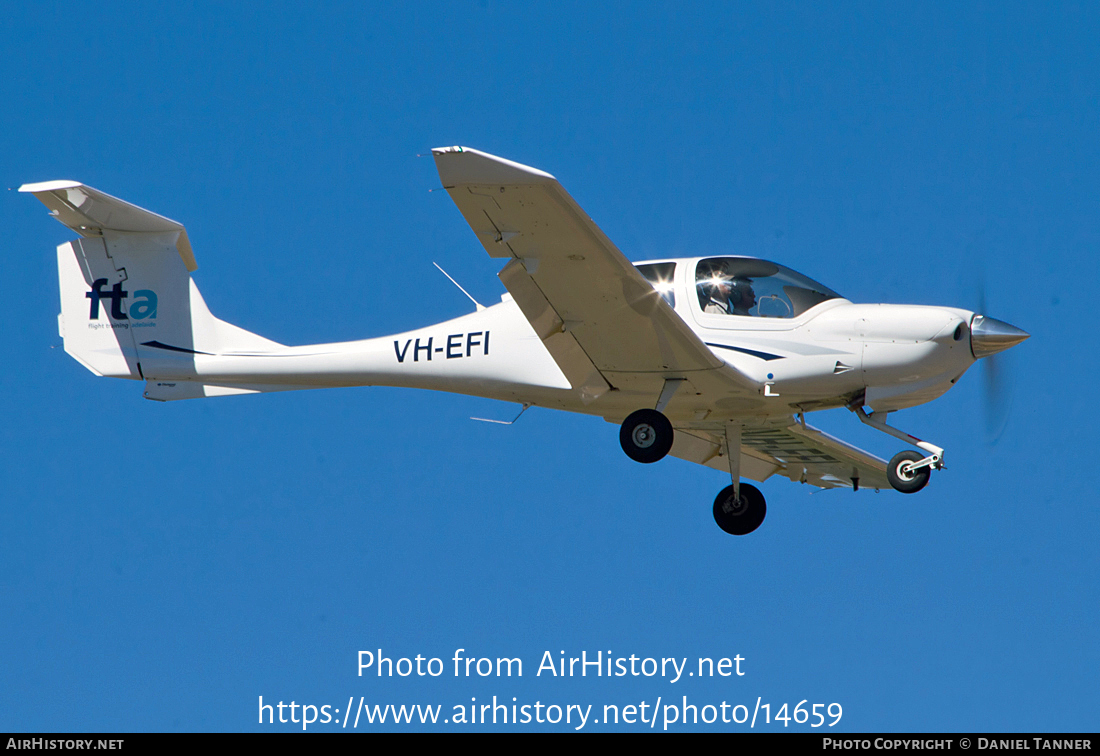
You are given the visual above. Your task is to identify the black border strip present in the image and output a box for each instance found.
[704,342,784,361]
[140,340,213,356]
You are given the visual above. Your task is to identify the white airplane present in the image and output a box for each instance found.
[23,147,1029,535]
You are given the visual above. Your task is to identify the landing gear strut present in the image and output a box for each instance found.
[710,421,768,535]
[851,405,944,494]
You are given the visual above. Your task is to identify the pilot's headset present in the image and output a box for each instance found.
[728,277,752,308]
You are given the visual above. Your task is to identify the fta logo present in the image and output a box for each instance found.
[85,278,158,320]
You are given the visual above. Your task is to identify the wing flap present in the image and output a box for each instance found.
[669,428,785,482]
[498,258,610,403]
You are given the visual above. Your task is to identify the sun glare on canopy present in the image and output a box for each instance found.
[695,257,842,318]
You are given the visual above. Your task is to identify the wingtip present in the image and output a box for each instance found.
[431,146,556,185]
[18,180,82,194]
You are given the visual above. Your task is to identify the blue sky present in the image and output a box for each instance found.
[2,2,1097,732]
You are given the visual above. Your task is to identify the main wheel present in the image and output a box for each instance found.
[712,483,767,535]
[619,409,674,463]
[887,450,930,494]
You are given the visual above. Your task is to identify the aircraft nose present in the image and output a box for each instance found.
[970,315,1030,358]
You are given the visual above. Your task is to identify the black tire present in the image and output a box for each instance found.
[619,409,674,463]
[712,483,767,535]
[887,450,930,494]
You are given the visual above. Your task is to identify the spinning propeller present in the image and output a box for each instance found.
[971,284,1029,442]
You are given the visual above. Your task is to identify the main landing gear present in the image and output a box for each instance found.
[619,379,684,464]
[619,408,675,463]
[709,421,766,535]
[619,410,766,535]
[713,482,767,536]
[852,405,943,494]
[619,383,766,536]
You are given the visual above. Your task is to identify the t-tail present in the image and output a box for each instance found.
[20,181,289,400]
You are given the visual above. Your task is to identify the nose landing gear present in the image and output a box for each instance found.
[852,405,944,494]
[886,450,932,493]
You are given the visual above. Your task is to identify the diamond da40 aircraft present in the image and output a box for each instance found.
[23,147,1029,535]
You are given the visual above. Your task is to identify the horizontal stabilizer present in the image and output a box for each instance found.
[20,181,196,271]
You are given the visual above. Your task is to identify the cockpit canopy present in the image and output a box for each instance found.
[694,256,842,318]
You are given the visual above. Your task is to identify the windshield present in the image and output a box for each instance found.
[695,257,841,318]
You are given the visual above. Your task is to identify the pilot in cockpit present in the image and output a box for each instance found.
[727,278,757,316]
[701,260,757,316]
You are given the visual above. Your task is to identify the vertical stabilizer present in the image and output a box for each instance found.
[23,181,282,382]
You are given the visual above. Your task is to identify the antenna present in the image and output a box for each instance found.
[433,262,485,311]
[472,403,531,425]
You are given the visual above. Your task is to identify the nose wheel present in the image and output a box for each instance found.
[619,409,674,463]
[713,482,767,535]
[887,450,931,493]
[851,405,944,494]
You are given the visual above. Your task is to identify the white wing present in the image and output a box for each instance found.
[670,420,891,490]
[433,146,755,405]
